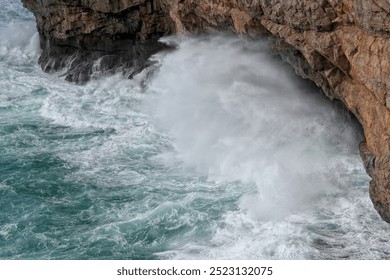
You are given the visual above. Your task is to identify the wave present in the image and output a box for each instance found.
[0,21,40,65]
[144,34,364,220]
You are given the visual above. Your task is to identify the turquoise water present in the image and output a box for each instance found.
[0,0,389,260]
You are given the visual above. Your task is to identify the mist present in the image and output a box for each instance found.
[144,34,363,220]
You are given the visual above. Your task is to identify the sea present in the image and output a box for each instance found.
[0,0,389,259]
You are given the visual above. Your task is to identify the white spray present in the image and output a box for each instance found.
[145,34,363,220]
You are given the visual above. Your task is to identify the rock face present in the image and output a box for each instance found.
[22,0,390,223]
[21,0,173,83]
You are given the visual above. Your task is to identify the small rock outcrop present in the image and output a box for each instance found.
[22,0,390,223]
[22,0,173,83]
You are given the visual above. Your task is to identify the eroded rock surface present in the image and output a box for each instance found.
[22,0,390,222]
[22,0,173,83]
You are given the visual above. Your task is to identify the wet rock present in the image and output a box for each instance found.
[22,0,172,84]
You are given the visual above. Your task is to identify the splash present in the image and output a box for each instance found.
[145,34,363,220]
[0,22,39,64]
[1,4,388,259]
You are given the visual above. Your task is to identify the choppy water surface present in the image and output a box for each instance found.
[0,0,389,259]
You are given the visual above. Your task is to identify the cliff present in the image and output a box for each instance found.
[22,0,390,223]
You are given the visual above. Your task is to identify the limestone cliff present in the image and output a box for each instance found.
[22,0,390,223]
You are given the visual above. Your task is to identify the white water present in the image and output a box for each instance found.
[1,2,389,259]
[146,36,362,220]
[141,35,390,259]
